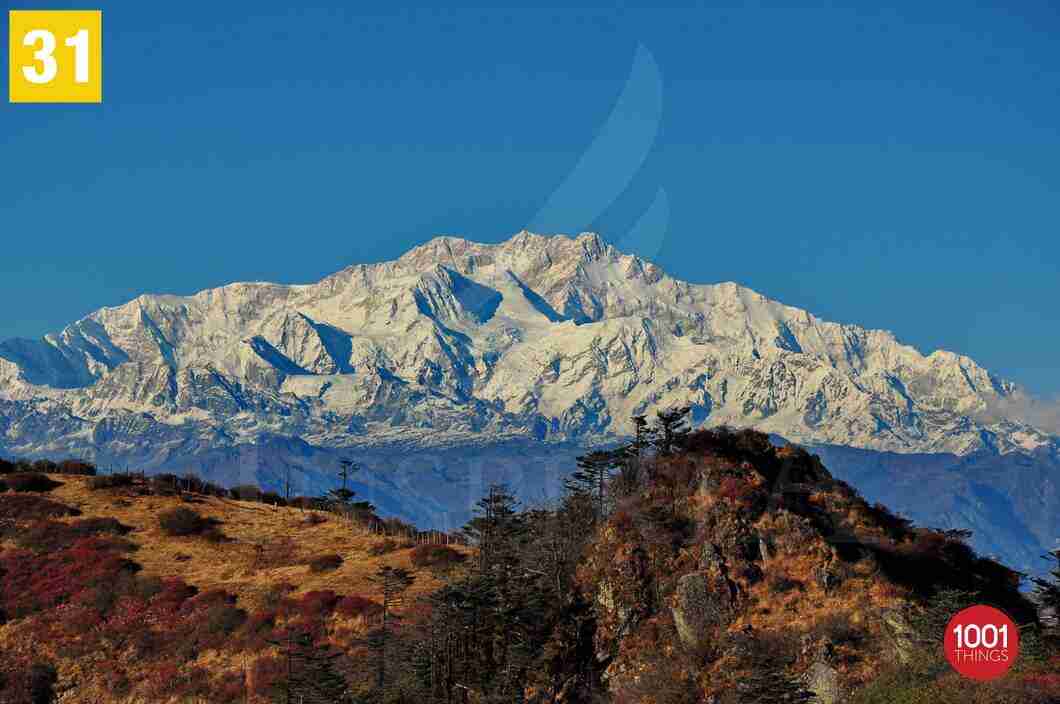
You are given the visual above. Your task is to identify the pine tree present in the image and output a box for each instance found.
[329,458,360,505]
[267,629,349,703]
[564,450,624,521]
[420,583,470,704]
[369,565,416,692]
[1032,549,1060,624]
[414,481,609,704]
[462,485,524,574]
[631,414,657,458]
[617,414,656,492]
[654,406,691,456]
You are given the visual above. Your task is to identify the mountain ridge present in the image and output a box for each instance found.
[0,231,1052,458]
[1,232,1057,575]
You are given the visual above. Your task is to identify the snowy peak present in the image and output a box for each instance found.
[0,231,1050,460]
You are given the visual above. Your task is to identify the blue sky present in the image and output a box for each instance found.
[2,1,1059,394]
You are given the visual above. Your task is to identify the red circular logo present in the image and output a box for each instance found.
[944,605,1019,680]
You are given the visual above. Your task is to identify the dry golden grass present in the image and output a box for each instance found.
[0,475,469,702]
[46,475,458,611]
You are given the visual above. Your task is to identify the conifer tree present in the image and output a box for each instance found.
[606,414,658,495]
[330,458,360,505]
[369,565,416,692]
[654,405,691,456]
[564,450,624,521]
[631,413,656,458]
[1032,549,1060,621]
[267,629,349,703]
[462,484,524,574]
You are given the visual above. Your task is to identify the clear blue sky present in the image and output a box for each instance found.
[2,1,1059,394]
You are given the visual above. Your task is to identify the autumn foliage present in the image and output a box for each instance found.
[0,483,433,702]
[0,433,1056,704]
[409,543,466,571]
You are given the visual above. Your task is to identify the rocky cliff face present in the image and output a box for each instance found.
[0,232,1056,570]
[579,430,1042,703]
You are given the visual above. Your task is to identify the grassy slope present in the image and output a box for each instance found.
[44,475,449,610]
[0,475,461,703]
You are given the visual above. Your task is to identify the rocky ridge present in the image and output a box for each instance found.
[0,231,1051,458]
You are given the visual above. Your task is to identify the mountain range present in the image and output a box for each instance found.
[1,232,1056,572]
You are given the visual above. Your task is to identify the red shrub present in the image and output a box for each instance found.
[296,590,340,622]
[238,609,278,650]
[0,537,139,619]
[716,476,757,505]
[155,588,248,656]
[0,659,57,704]
[250,656,287,700]
[336,595,380,619]
[0,494,80,520]
[0,536,257,703]
[151,578,199,613]
[1022,673,1060,695]
[15,518,133,552]
[144,663,212,700]
[214,669,248,704]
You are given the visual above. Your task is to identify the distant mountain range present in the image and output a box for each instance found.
[1,232,1056,572]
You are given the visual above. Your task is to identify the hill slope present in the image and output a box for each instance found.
[1,232,1057,573]
[1,430,1057,703]
[579,430,1053,702]
[0,473,460,703]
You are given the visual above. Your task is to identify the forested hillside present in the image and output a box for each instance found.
[1,414,1058,703]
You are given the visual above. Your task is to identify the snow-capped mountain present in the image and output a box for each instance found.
[0,231,1050,456]
[1,232,1057,570]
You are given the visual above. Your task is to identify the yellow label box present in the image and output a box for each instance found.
[9,10,102,103]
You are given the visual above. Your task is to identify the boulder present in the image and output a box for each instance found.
[804,661,841,704]
[672,571,735,650]
[881,609,917,664]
